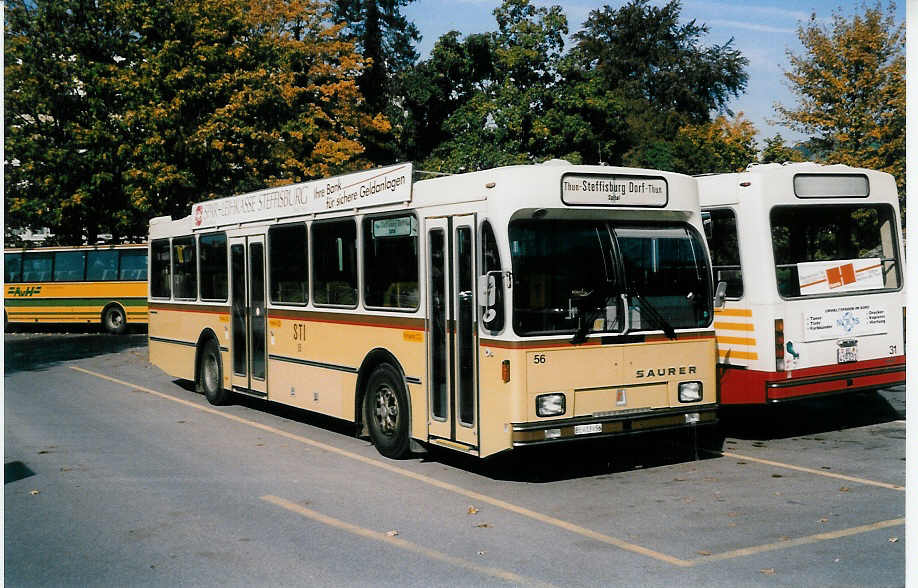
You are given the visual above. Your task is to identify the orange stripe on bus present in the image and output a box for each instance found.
[800,278,826,288]
[718,349,759,360]
[713,321,755,331]
[713,308,752,317]
[716,335,757,346]
[855,263,882,273]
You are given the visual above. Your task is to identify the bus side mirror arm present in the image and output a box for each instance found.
[714,281,728,309]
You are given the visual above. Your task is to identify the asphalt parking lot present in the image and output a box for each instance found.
[4,331,907,586]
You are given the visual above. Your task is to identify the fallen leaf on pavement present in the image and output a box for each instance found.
[385,530,399,537]
[467,506,479,515]
[760,568,775,575]
[889,537,898,543]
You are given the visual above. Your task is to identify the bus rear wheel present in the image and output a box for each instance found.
[364,364,411,459]
[198,339,228,405]
[102,305,126,334]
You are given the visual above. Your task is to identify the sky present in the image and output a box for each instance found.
[403,0,907,148]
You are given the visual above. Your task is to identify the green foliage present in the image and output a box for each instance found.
[5,0,387,240]
[568,0,749,166]
[759,134,805,164]
[775,1,904,217]
[5,0,142,243]
[411,0,578,173]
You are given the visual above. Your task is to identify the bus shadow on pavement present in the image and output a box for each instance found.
[178,381,723,483]
[444,430,724,483]
[4,331,148,375]
[716,389,903,441]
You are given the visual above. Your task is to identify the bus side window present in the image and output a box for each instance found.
[53,251,86,282]
[200,233,228,301]
[172,237,198,300]
[312,220,357,307]
[706,209,743,298]
[86,250,119,281]
[480,221,505,332]
[22,252,53,282]
[363,215,419,309]
[268,224,307,304]
[150,240,171,299]
[5,253,23,283]
[119,250,148,281]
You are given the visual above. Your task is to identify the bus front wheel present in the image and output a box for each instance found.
[198,339,228,405]
[102,305,127,334]
[364,364,411,459]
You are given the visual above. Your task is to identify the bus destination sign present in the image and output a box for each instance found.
[561,174,667,207]
[191,163,413,229]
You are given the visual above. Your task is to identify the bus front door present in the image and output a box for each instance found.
[229,235,268,398]
[426,215,479,450]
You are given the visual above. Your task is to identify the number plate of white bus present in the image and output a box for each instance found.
[837,342,857,363]
[574,423,602,435]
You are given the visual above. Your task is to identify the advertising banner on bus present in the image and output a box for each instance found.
[797,258,884,296]
[191,163,413,229]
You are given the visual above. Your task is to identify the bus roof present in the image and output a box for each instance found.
[697,162,898,207]
[150,161,700,238]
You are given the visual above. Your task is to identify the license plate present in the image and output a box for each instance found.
[685,412,700,424]
[837,345,857,363]
[574,423,603,435]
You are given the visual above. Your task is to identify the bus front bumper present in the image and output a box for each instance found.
[510,406,717,447]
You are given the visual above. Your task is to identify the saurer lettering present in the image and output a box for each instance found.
[635,365,697,378]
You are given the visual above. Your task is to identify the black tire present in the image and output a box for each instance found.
[198,339,228,405]
[102,305,127,334]
[364,363,411,459]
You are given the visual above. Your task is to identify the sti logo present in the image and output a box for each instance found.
[7,285,42,297]
[194,204,204,227]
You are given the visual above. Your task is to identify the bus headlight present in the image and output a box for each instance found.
[678,381,703,403]
[536,393,566,417]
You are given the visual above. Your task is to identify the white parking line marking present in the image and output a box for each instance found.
[262,495,557,587]
[722,451,904,491]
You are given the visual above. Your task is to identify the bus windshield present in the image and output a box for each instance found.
[771,204,902,298]
[509,219,712,337]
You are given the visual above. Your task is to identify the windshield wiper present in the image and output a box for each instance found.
[628,290,677,340]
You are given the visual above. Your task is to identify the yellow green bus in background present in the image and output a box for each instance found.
[4,243,148,333]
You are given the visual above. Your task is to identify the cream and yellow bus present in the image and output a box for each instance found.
[699,163,906,404]
[4,243,148,333]
[148,161,717,458]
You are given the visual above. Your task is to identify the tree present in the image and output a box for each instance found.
[6,0,387,239]
[759,134,805,164]
[5,0,142,243]
[331,0,420,113]
[417,0,576,173]
[775,1,904,213]
[669,113,758,175]
[566,0,748,166]
[122,0,388,222]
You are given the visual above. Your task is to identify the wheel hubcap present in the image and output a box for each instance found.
[373,385,399,436]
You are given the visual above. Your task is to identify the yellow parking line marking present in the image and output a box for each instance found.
[70,366,690,568]
[722,451,905,491]
[261,495,556,587]
[689,518,904,565]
